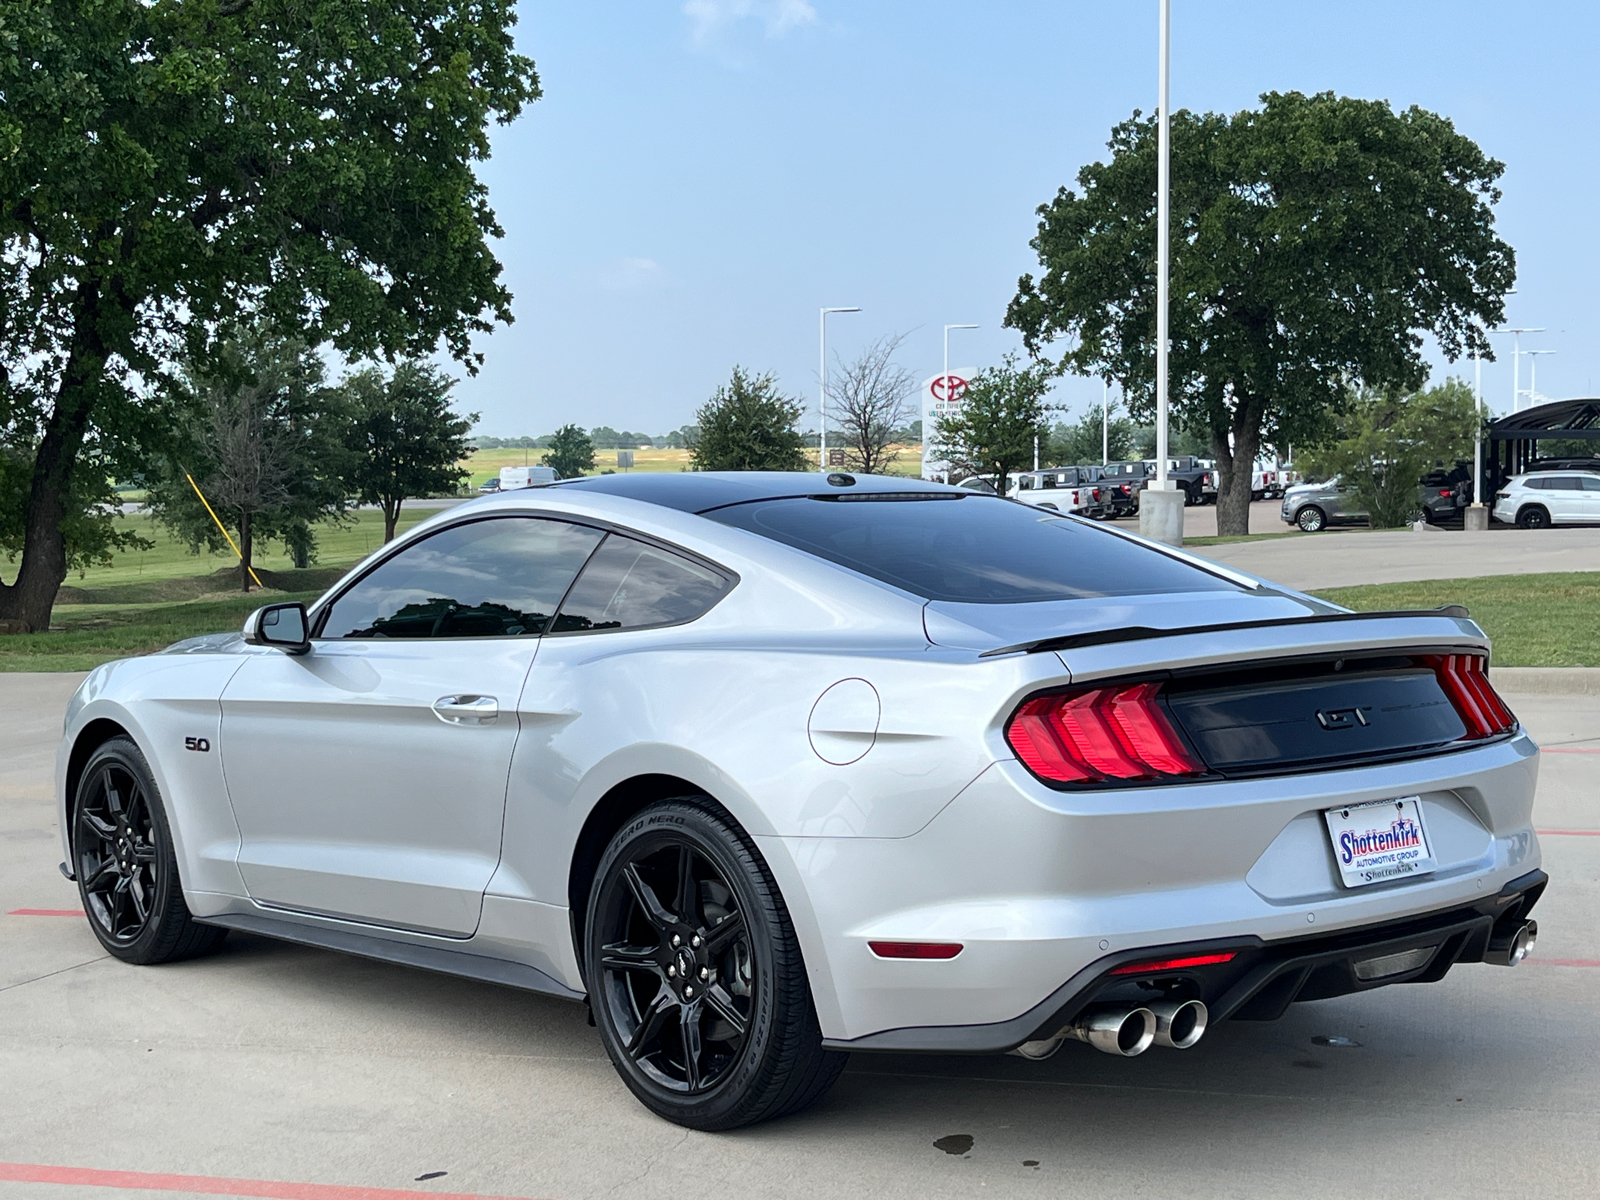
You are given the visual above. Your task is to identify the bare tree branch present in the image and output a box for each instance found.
[827,333,916,475]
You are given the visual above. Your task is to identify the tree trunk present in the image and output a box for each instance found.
[1212,401,1263,538]
[0,284,110,634]
[383,497,401,543]
[239,510,253,591]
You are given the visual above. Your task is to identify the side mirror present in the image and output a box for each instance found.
[243,602,311,655]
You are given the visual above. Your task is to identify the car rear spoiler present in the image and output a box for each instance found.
[977,605,1473,658]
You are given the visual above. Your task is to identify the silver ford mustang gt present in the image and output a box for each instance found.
[56,472,1545,1129]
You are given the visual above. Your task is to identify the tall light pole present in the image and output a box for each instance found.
[1155,0,1171,488]
[943,324,978,401]
[819,306,860,467]
[1139,0,1182,545]
[1495,327,1544,413]
[1472,348,1483,509]
[1526,349,1556,408]
[1102,378,1111,465]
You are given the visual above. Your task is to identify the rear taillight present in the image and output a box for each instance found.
[1438,489,1453,497]
[1426,654,1516,738]
[1496,491,1510,499]
[1007,682,1204,784]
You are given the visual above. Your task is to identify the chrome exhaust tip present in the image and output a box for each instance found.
[1010,1037,1065,1061]
[1063,1006,1157,1057]
[1150,998,1208,1049]
[1485,919,1537,967]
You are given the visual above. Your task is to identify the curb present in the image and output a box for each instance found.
[1491,667,1600,696]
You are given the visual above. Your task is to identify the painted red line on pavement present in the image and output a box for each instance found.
[6,909,84,917]
[1542,747,1600,754]
[0,1162,542,1200]
[1526,958,1600,968]
[1535,829,1600,837]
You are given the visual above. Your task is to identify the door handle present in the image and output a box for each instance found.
[432,694,499,726]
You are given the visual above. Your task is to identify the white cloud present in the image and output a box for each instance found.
[683,0,817,46]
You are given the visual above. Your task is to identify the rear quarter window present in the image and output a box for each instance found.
[704,494,1238,603]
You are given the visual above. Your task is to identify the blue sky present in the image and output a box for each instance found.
[455,1,1600,437]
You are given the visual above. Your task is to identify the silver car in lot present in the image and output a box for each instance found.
[57,472,1544,1130]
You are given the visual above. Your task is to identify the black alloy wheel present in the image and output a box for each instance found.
[586,800,846,1130]
[1517,504,1551,530]
[73,738,226,964]
[1296,504,1327,532]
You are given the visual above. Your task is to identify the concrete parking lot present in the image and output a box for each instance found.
[2,671,1597,1200]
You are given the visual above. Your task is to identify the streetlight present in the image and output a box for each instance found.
[1526,350,1556,408]
[1102,378,1111,466]
[1494,327,1544,413]
[1139,0,1182,546]
[819,306,860,467]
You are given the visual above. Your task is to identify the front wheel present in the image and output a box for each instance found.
[1516,505,1551,530]
[1295,505,1327,532]
[72,737,227,964]
[585,800,846,1130]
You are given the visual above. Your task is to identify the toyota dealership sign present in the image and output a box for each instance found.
[921,368,972,480]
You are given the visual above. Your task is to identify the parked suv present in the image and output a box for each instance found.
[1283,473,1470,532]
[1493,472,1600,528]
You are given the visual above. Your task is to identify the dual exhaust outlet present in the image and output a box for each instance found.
[1012,998,1207,1062]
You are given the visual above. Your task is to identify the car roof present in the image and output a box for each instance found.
[548,471,961,514]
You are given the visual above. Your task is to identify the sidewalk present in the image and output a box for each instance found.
[1187,524,1600,590]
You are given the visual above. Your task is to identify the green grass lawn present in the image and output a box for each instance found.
[1,507,439,672]
[1314,573,1600,667]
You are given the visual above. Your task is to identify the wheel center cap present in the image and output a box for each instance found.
[676,949,695,981]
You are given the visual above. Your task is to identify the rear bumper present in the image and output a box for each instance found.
[825,868,1547,1053]
[775,731,1541,1046]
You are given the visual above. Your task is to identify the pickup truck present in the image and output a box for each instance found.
[1010,467,1114,518]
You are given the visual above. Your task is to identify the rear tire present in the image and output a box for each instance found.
[1516,505,1551,530]
[1295,505,1327,532]
[72,737,227,965]
[585,799,846,1130]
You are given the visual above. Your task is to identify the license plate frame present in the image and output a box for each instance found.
[1323,796,1437,889]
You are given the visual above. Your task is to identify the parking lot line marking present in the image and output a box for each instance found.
[1535,829,1600,836]
[1542,747,1600,754]
[6,909,84,917]
[0,1161,545,1200]
[1527,959,1600,968]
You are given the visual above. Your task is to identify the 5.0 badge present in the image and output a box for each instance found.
[184,736,211,753]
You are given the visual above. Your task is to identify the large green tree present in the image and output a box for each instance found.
[341,362,475,543]
[542,423,595,480]
[0,0,537,630]
[932,353,1053,496]
[1007,91,1513,536]
[689,367,808,472]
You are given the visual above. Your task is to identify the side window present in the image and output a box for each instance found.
[1551,476,1582,491]
[1583,477,1600,492]
[1523,477,1548,490]
[551,535,729,634]
[318,518,605,639]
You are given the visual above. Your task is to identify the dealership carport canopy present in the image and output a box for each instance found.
[1486,397,1600,483]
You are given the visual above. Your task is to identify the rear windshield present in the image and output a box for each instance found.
[704,494,1238,603]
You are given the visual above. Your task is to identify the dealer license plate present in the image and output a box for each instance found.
[1323,796,1437,889]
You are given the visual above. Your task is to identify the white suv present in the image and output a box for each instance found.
[1493,472,1600,528]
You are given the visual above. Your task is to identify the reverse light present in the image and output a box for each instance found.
[1427,653,1516,739]
[869,941,963,960]
[1110,951,1237,976]
[1006,682,1204,784]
